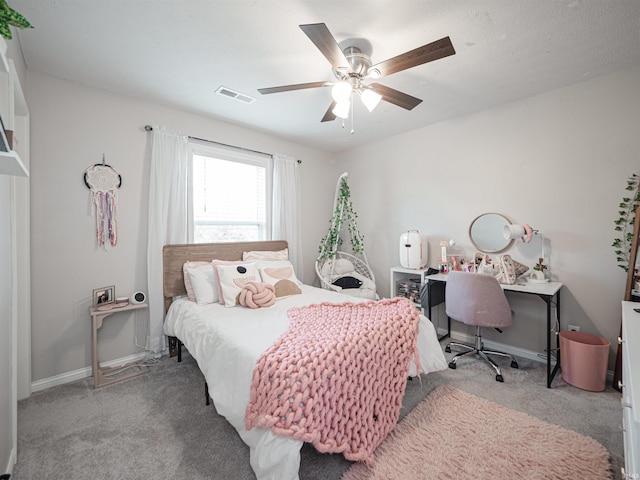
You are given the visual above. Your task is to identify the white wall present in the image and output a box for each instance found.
[26,62,640,383]
[27,71,336,382]
[335,66,640,367]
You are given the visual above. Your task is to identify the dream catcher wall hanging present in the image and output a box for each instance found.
[84,155,122,250]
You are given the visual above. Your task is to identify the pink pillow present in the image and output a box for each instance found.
[212,260,245,305]
[242,248,288,262]
[239,282,276,308]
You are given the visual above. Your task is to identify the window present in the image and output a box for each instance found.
[189,143,271,243]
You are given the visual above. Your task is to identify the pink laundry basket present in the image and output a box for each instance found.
[559,330,610,392]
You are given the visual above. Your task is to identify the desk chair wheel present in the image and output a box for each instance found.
[445,345,452,353]
[448,361,456,369]
[496,374,504,382]
[511,360,519,369]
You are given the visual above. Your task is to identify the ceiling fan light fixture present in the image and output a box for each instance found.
[360,88,382,112]
[332,100,350,119]
[331,81,352,103]
[259,23,456,125]
[366,67,381,79]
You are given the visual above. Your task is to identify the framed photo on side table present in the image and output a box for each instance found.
[92,285,115,307]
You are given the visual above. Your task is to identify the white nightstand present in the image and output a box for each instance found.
[390,266,429,311]
[90,302,149,388]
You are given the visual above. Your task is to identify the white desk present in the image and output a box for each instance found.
[425,273,563,388]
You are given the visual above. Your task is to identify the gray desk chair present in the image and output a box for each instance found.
[444,271,519,382]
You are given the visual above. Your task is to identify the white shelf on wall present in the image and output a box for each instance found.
[0,38,29,177]
[0,149,27,176]
[0,37,8,73]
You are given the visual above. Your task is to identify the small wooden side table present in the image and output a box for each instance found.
[90,302,149,388]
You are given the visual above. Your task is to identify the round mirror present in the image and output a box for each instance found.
[469,213,515,253]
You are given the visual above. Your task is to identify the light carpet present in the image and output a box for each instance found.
[342,384,611,480]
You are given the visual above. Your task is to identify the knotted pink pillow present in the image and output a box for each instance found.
[239,281,276,308]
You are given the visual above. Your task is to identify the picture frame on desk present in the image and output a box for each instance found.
[92,285,115,307]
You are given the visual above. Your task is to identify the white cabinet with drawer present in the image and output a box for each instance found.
[621,301,640,479]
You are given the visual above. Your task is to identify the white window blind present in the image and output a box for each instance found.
[189,143,271,243]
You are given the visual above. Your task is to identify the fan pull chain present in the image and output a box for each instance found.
[350,93,355,135]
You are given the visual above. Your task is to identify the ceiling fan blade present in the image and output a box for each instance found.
[321,101,337,122]
[370,36,455,79]
[369,83,422,110]
[258,81,330,95]
[299,23,350,70]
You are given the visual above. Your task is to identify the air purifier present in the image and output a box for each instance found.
[399,230,427,269]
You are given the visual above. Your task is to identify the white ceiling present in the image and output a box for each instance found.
[14,0,640,152]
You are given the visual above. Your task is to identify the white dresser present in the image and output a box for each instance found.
[621,301,640,478]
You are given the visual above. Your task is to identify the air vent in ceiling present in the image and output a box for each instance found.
[215,86,255,104]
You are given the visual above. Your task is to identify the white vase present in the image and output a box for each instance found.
[531,269,545,280]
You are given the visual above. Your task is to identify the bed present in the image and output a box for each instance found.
[162,240,447,480]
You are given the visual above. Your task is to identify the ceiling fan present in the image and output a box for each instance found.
[258,23,456,123]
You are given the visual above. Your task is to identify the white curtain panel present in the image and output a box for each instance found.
[146,126,189,354]
[272,153,303,280]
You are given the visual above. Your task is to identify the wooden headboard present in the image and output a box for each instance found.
[162,240,288,312]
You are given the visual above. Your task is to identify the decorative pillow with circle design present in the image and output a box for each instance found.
[259,261,302,298]
[216,262,260,307]
[211,260,245,305]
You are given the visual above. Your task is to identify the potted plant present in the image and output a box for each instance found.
[0,1,32,40]
[612,173,640,272]
[317,175,364,262]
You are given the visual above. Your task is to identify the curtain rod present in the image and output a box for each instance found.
[144,125,302,164]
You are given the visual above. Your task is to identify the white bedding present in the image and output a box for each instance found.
[164,285,447,480]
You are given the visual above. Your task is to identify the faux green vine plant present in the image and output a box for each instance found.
[0,1,32,40]
[317,176,365,262]
[613,173,639,272]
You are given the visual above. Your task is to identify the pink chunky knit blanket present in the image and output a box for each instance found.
[244,297,421,464]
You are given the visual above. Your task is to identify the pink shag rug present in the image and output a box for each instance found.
[341,385,611,480]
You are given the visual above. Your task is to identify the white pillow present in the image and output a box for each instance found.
[242,248,288,261]
[216,262,260,307]
[183,261,212,302]
[320,258,355,277]
[186,266,218,305]
[259,261,302,298]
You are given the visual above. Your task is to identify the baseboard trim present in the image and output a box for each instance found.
[437,327,614,382]
[30,332,615,393]
[3,447,15,477]
[438,328,547,364]
[31,352,148,393]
